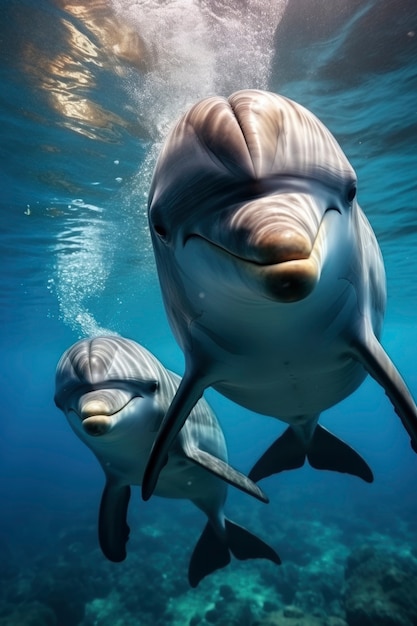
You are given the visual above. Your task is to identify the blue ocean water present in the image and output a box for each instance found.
[1,1,417,624]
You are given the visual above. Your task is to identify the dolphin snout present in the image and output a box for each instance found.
[80,400,113,436]
[224,193,320,265]
[81,399,110,418]
[217,194,324,302]
[247,227,317,302]
[252,257,319,302]
[82,415,113,436]
[249,228,312,265]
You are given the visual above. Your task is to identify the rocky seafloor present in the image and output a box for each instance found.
[1,481,417,626]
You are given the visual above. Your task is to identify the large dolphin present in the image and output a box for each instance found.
[54,335,280,587]
[142,89,417,499]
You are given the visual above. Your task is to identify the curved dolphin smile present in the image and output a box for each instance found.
[71,388,138,436]
[184,206,339,302]
[80,399,133,436]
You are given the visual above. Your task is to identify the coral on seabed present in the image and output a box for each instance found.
[344,544,417,626]
[252,605,348,625]
[0,601,56,626]
[2,495,417,626]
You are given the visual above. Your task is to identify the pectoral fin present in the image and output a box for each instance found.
[99,480,131,562]
[351,329,417,453]
[142,365,211,500]
[186,447,269,503]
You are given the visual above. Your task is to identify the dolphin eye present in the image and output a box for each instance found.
[347,185,357,203]
[148,381,158,393]
[153,224,168,241]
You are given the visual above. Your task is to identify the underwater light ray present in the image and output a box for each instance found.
[53,0,288,335]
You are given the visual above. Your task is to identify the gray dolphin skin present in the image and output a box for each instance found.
[54,335,280,587]
[142,88,417,500]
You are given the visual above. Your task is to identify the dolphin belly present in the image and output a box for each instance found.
[212,356,367,420]
[186,274,367,419]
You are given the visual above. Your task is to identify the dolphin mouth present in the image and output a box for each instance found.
[77,393,138,436]
[82,414,114,436]
[185,208,339,302]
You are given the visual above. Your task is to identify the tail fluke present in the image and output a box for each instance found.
[188,523,231,588]
[307,424,373,482]
[225,519,281,564]
[249,426,305,481]
[249,424,373,483]
[188,519,280,588]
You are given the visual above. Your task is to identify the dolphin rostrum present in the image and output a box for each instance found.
[142,89,417,499]
[54,335,280,586]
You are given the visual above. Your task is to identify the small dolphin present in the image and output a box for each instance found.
[142,89,417,499]
[54,335,280,587]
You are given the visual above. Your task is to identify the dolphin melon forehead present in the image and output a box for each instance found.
[68,337,121,384]
[149,89,354,211]
[56,336,160,388]
[227,90,353,180]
